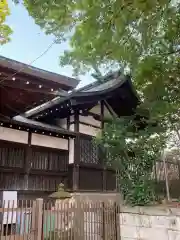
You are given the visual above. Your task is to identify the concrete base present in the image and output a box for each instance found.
[71,191,123,203]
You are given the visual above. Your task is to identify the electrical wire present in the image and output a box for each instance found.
[0,39,58,116]
[0,39,56,84]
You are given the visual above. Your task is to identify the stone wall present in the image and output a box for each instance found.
[120,205,180,240]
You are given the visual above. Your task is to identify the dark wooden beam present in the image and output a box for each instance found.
[24,131,32,189]
[70,120,101,129]
[104,100,117,118]
[88,111,101,121]
[74,110,79,132]
[67,115,70,130]
[100,100,104,129]
[72,109,80,191]
[100,100,107,191]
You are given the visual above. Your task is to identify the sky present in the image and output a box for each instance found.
[1,0,94,88]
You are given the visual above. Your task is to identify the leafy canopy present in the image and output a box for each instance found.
[20,0,180,203]
[0,0,12,44]
[19,0,180,120]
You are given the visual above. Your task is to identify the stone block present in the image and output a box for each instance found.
[168,217,180,231]
[139,215,151,227]
[150,215,180,230]
[121,238,137,240]
[139,227,168,240]
[120,213,140,226]
[150,215,170,228]
[168,230,180,240]
[120,225,139,238]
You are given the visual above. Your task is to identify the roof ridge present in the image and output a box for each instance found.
[76,69,122,92]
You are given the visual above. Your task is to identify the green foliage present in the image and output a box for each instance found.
[20,0,180,125]
[96,116,166,205]
[0,0,12,44]
[20,0,180,204]
[18,1,180,74]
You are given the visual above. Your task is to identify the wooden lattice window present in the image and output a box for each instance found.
[0,172,24,190]
[28,175,61,191]
[80,137,100,164]
[0,143,25,168]
[31,147,68,172]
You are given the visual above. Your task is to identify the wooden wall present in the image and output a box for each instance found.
[0,139,69,195]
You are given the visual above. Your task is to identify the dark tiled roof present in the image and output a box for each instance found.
[24,73,131,118]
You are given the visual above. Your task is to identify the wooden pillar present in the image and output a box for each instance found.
[24,131,32,190]
[100,100,105,129]
[67,114,70,130]
[73,109,80,191]
[100,100,107,191]
[33,198,43,240]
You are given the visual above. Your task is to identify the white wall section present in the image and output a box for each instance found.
[69,138,74,163]
[0,127,28,144]
[79,124,100,136]
[79,115,101,127]
[31,133,68,150]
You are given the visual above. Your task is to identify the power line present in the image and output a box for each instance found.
[0,39,58,116]
[0,39,56,84]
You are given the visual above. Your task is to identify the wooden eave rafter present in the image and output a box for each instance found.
[30,75,139,122]
[0,56,79,90]
[0,116,76,139]
[0,56,81,117]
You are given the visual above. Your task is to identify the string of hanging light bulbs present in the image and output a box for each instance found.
[0,38,69,115]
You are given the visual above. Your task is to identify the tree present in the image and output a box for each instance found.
[20,0,180,203]
[0,0,12,44]
[19,0,180,120]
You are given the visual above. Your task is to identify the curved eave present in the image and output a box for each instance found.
[27,75,140,119]
[71,77,139,102]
